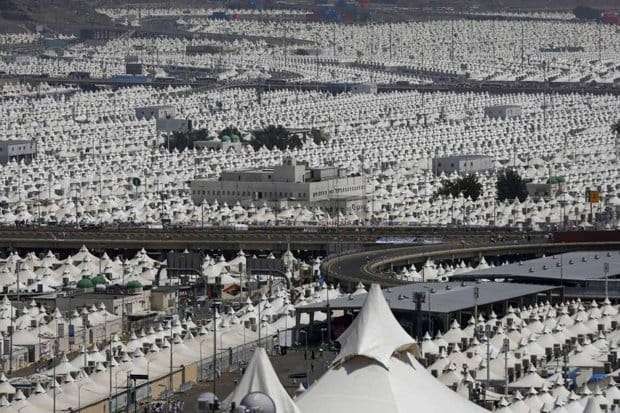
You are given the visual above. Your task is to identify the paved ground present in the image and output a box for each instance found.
[180,345,335,412]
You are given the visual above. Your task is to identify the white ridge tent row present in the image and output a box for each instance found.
[0,81,618,228]
[0,245,311,293]
[0,279,328,412]
[224,284,620,413]
[224,283,488,413]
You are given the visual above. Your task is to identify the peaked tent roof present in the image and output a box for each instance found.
[296,284,488,413]
[223,347,301,413]
[332,283,416,369]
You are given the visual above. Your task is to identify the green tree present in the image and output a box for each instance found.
[168,128,208,151]
[309,128,330,146]
[496,169,528,202]
[250,125,302,150]
[218,126,242,140]
[435,174,483,201]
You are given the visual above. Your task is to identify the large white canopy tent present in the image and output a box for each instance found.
[296,284,488,413]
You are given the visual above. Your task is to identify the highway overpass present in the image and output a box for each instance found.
[0,225,524,254]
[321,240,620,289]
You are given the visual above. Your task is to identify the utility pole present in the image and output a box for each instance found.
[473,286,480,335]
[53,338,57,413]
[15,260,21,310]
[8,260,22,373]
[109,335,113,413]
[559,252,565,301]
[604,262,610,300]
[413,292,426,341]
[503,338,509,395]
[211,301,220,406]
[169,330,174,394]
[326,283,331,348]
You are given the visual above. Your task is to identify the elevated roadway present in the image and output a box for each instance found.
[322,240,620,289]
[0,225,523,253]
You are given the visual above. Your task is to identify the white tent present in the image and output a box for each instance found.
[223,347,301,413]
[296,284,488,413]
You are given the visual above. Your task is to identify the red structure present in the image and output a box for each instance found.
[602,11,620,25]
[554,230,620,243]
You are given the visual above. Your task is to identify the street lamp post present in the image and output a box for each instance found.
[199,339,207,382]
[211,300,221,409]
[298,329,309,386]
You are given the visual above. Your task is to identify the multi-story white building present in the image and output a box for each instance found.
[192,158,366,216]
[484,104,522,119]
[0,140,36,165]
[432,155,495,176]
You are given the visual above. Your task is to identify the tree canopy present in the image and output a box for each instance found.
[435,174,482,201]
[168,128,209,152]
[496,168,528,202]
[250,125,303,150]
[218,126,242,140]
[310,128,330,146]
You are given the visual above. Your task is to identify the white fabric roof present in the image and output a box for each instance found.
[223,347,300,413]
[296,283,488,413]
[332,284,416,369]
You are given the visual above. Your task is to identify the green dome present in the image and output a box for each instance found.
[92,275,108,285]
[77,276,94,289]
[126,280,143,290]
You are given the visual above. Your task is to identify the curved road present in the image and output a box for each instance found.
[322,239,620,289]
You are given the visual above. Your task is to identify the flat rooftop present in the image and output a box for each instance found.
[0,139,32,145]
[465,251,620,281]
[297,281,557,314]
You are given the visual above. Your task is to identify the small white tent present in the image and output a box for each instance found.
[223,347,301,413]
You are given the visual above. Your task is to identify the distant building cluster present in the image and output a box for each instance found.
[432,155,495,176]
[192,157,365,215]
[484,104,523,119]
[0,140,36,165]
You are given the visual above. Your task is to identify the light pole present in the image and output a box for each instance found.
[211,300,221,404]
[168,331,174,394]
[298,329,309,386]
[604,262,610,300]
[199,339,207,382]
